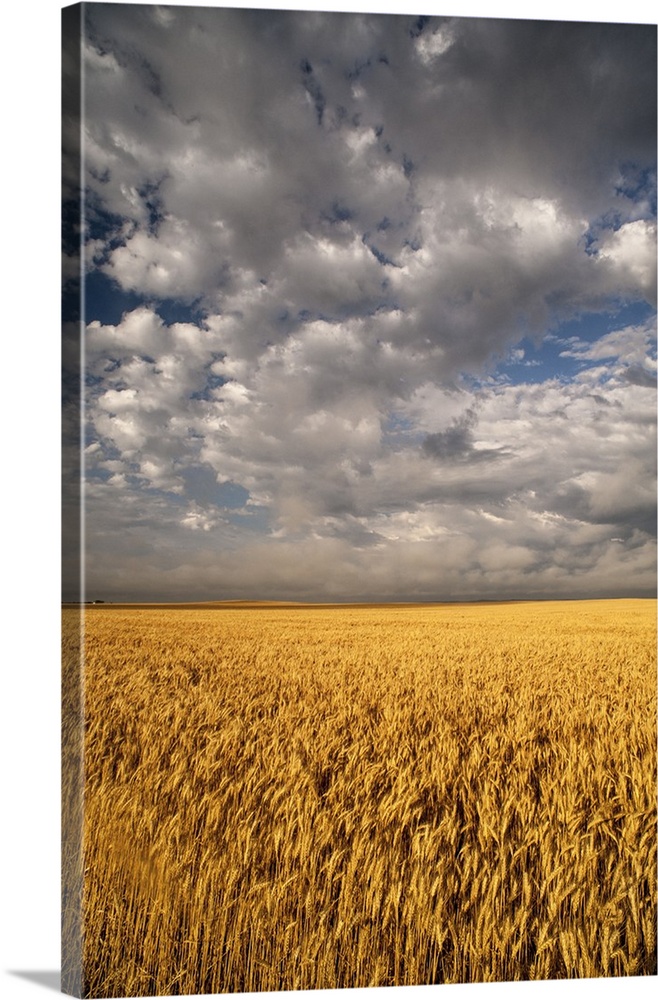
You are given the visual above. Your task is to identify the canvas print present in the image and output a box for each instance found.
[61,3,657,997]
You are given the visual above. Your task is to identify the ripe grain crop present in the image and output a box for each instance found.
[62,599,656,996]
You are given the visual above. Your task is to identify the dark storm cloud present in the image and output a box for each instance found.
[417,19,656,200]
[623,364,657,388]
[549,477,657,538]
[422,409,511,463]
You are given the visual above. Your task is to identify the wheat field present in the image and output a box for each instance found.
[62,599,656,997]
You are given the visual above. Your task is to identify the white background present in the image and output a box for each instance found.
[0,1,655,999]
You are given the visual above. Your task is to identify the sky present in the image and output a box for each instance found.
[62,1,657,603]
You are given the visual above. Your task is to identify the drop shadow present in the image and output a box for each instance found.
[8,971,61,993]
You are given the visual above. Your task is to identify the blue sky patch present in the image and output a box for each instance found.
[493,302,656,384]
[181,467,249,509]
[85,272,143,325]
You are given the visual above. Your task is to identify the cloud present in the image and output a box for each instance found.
[557,319,657,386]
[68,7,656,602]
[595,220,657,304]
[624,365,657,388]
[80,9,656,365]
[81,300,656,600]
[422,408,511,463]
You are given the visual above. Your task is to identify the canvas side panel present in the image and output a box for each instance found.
[62,3,84,996]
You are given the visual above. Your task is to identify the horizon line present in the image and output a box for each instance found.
[62,595,657,608]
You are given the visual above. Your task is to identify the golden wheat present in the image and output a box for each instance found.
[61,599,657,996]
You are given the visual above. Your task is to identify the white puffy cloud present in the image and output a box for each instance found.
[595,221,657,304]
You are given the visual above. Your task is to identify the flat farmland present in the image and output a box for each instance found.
[63,599,657,996]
